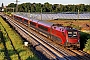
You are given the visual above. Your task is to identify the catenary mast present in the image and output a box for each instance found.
[15,0,19,12]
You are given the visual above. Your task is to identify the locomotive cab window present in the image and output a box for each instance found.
[68,31,77,37]
[30,22,36,26]
[73,32,77,37]
[68,32,72,37]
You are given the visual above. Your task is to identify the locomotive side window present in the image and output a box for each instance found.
[24,19,28,24]
[38,25,48,31]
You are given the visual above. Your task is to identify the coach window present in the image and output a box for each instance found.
[38,25,48,31]
[16,17,18,20]
[24,19,28,24]
[17,17,19,20]
[15,16,18,20]
[18,18,19,21]
[30,22,36,26]
[19,18,22,22]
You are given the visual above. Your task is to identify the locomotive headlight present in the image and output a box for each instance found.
[67,40,68,42]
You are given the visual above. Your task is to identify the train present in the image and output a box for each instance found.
[12,14,80,48]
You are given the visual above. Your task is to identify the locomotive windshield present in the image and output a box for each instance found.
[68,31,77,38]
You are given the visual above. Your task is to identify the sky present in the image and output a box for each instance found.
[0,0,90,7]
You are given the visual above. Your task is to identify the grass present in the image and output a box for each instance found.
[84,39,90,54]
[0,32,5,60]
[0,17,40,60]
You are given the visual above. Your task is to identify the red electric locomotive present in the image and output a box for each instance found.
[13,14,80,48]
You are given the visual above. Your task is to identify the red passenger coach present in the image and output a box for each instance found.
[13,14,80,48]
[23,18,30,25]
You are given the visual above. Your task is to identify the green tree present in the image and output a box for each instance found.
[63,5,68,12]
[72,5,76,12]
[30,3,36,12]
[59,4,64,12]
[35,3,42,12]
[87,5,90,12]
[7,3,16,7]
[80,4,85,12]
[7,2,90,12]
[43,2,51,12]
[52,4,60,12]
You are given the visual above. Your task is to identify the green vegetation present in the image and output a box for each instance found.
[84,39,90,54]
[80,32,90,54]
[84,33,90,54]
[80,32,90,48]
[5,12,12,16]
[5,2,90,12]
[0,17,39,60]
[0,31,5,60]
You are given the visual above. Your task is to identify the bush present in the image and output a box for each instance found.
[84,39,90,54]
[80,32,90,49]
[80,32,90,54]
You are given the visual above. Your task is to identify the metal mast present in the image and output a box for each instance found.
[41,8,42,20]
[15,0,19,12]
[78,10,79,20]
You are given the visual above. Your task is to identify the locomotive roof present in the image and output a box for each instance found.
[38,20,54,27]
[53,26,78,32]
[66,28,78,31]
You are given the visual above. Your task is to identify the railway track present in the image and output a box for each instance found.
[6,15,67,60]
[70,50,90,60]
[46,39,90,60]
[1,13,90,60]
